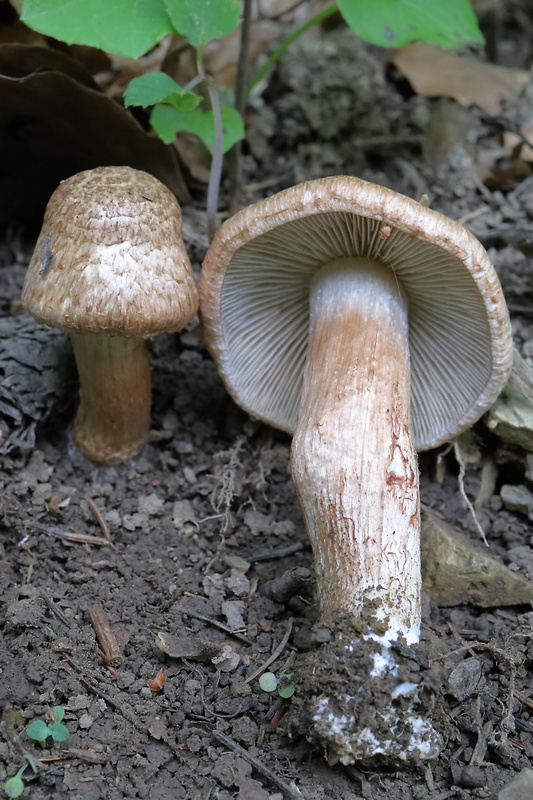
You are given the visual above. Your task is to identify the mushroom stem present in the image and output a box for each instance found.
[290,257,421,643]
[71,333,151,464]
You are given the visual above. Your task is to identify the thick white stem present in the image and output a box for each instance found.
[290,257,421,643]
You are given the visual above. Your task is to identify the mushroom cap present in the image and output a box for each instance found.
[200,176,513,451]
[22,166,198,336]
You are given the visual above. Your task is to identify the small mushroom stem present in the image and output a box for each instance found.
[70,333,151,464]
[290,257,421,643]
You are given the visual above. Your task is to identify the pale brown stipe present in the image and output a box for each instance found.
[22,166,198,464]
[200,175,513,641]
[200,176,513,763]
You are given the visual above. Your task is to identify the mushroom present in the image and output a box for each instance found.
[22,166,198,464]
[199,176,513,762]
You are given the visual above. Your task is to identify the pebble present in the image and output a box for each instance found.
[498,768,533,799]
[500,484,533,515]
[447,658,482,701]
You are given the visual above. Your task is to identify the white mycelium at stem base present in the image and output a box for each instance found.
[71,333,151,465]
[290,257,421,643]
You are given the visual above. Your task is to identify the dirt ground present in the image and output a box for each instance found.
[3,5,533,799]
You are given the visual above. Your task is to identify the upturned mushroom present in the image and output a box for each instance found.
[22,166,198,464]
[199,175,513,762]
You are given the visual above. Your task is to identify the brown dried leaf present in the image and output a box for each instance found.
[0,45,189,230]
[503,120,533,162]
[393,43,529,116]
[155,631,221,661]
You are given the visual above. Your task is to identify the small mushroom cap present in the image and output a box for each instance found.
[22,166,198,336]
[200,176,513,451]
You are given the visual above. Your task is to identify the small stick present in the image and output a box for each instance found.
[248,542,308,563]
[211,729,306,800]
[86,497,112,542]
[513,690,533,711]
[244,619,293,684]
[180,609,253,645]
[40,589,72,628]
[62,532,113,547]
[446,622,479,659]
[87,603,123,667]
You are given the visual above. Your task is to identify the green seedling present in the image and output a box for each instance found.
[259,670,296,699]
[21,0,483,228]
[278,669,296,699]
[25,706,69,747]
[4,765,27,799]
[3,754,38,799]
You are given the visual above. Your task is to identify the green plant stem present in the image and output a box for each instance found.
[228,0,253,208]
[246,3,339,95]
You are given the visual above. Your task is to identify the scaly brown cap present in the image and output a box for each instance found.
[22,166,198,336]
[200,175,513,450]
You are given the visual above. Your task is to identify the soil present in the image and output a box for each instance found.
[3,6,533,800]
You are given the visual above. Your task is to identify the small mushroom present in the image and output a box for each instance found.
[199,176,513,762]
[22,166,198,464]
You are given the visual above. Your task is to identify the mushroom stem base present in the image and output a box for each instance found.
[71,333,151,465]
[290,257,420,642]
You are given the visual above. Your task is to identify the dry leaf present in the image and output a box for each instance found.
[0,44,189,230]
[154,631,221,661]
[503,120,533,162]
[393,43,529,116]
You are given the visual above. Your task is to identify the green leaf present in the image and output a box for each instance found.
[150,105,244,153]
[21,0,175,59]
[49,722,70,742]
[337,0,483,49]
[124,73,201,112]
[4,767,27,799]
[164,0,241,49]
[258,672,279,692]
[52,706,65,723]
[278,670,296,698]
[278,683,295,699]
[25,719,50,744]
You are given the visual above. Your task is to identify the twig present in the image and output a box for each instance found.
[434,637,521,666]
[64,748,110,764]
[211,729,306,799]
[86,497,112,543]
[39,589,72,628]
[179,609,253,645]
[62,532,114,547]
[514,690,533,711]
[244,619,293,684]
[446,621,478,659]
[62,655,146,733]
[25,520,113,547]
[87,603,124,667]
[248,542,309,563]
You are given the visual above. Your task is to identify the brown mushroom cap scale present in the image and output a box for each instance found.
[200,175,513,452]
[22,166,198,464]
[22,166,198,336]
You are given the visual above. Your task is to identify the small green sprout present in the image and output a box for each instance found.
[259,670,296,699]
[278,670,296,699]
[258,672,279,693]
[25,707,69,747]
[4,765,27,799]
